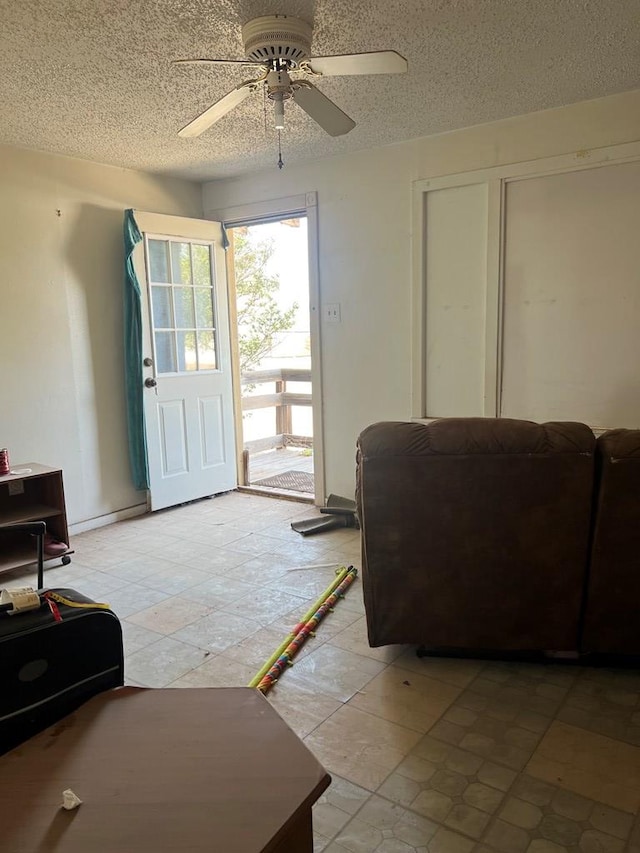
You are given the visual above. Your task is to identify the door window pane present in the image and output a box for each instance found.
[148,240,170,283]
[155,331,176,373]
[195,288,214,329]
[177,331,197,372]
[198,331,217,370]
[174,287,195,328]
[146,235,218,374]
[192,244,212,287]
[151,286,173,328]
[171,242,192,285]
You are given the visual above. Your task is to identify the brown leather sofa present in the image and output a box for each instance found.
[581,429,640,655]
[356,418,597,654]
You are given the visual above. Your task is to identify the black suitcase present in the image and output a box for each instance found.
[0,587,124,755]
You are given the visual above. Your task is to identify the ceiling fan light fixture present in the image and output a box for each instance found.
[273,94,285,130]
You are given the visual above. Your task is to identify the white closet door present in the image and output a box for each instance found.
[424,183,488,417]
[501,161,640,428]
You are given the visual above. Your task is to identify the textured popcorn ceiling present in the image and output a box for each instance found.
[1,0,639,181]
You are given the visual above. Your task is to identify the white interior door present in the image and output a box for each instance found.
[133,212,236,511]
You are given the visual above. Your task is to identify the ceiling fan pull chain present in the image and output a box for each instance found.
[277,130,284,170]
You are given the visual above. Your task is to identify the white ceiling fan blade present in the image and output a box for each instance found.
[178,84,256,138]
[173,59,260,67]
[292,84,355,136]
[306,50,407,76]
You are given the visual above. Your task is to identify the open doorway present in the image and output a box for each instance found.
[227,215,315,500]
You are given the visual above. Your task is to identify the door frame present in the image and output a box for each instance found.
[206,192,326,507]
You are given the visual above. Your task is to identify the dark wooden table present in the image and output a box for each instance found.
[0,687,331,852]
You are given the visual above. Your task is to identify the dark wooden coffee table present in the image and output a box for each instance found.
[0,687,331,852]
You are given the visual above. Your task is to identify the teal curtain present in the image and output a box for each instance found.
[123,209,149,490]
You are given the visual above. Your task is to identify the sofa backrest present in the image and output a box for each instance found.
[356,418,596,651]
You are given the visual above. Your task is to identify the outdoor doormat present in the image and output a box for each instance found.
[253,470,314,493]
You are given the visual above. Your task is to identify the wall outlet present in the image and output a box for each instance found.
[325,303,341,323]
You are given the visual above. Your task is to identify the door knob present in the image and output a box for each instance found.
[143,357,153,367]
[144,378,157,388]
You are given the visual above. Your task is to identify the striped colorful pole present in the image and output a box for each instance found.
[252,565,358,695]
[248,566,350,689]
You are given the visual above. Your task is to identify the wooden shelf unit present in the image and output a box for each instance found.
[0,463,72,576]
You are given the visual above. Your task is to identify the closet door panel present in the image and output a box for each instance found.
[425,183,488,417]
[501,161,640,427]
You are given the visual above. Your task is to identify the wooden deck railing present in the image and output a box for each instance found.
[240,368,313,453]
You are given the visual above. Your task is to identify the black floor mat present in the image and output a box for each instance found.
[253,470,314,493]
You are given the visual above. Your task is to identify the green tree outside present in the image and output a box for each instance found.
[232,228,298,375]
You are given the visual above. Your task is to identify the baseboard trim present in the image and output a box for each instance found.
[69,502,148,534]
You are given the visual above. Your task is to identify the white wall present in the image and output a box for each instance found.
[0,146,202,526]
[202,89,640,500]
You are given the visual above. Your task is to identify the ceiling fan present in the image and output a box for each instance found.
[174,14,408,139]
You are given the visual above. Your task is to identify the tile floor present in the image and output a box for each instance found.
[8,491,640,853]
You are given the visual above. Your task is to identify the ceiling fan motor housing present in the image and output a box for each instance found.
[241,15,312,67]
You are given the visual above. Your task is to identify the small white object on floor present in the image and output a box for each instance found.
[62,789,82,810]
